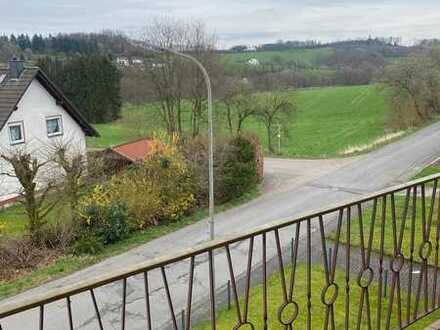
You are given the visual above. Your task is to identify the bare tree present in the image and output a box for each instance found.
[1,151,57,244]
[222,78,257,134]
[256,93,296,154]
[142,17,186,135]
[51,143,87,222]
[383,53,440,127]
[141,17,220,137]
[185,21,220,137]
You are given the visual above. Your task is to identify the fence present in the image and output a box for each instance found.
[2,174,440,329]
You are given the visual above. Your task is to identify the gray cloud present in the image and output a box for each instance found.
[0,0,439,47]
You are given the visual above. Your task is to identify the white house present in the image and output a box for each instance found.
[247,58,261,66]
[116,57,130,67]
[0,59,98,201]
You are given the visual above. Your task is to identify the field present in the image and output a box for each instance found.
[87,84,393,158]
[223,47,335,68]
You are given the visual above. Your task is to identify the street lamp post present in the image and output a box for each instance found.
[145,45,215,240]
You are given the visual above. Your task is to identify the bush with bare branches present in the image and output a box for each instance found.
[1,151,58,244]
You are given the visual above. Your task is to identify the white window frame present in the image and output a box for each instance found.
[8,121,25,145]
[46,115,63,138]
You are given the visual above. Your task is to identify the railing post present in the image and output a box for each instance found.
[291,237,294,265]
[181,310,185,330]
[384,270,388,298]
[328,247,332,271]
[227,280,231,310]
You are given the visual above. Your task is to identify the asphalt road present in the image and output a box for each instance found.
[2,121,440,329]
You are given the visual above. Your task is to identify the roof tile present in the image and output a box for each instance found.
[111,138,153,162]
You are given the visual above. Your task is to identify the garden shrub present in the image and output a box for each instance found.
[100,202,130,244]
[183,134,260,205]
[41,221,75,250]
[78,186,130,245]
[70,234,104,255]
[223,135,258,200]
[243,133,264,183]
[111,135,195,228]
[182,136,230,205]
[110,172,161,228]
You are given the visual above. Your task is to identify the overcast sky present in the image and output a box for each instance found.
[1,0,439,48]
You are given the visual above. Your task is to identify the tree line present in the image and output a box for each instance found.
[383,48,440,128]
[0,31,139,56]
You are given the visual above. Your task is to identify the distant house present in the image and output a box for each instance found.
[247,58,261,66]
[131,58,144,65]
[0,58,98,201]
[116,57,130,67]
[103,138,152,172]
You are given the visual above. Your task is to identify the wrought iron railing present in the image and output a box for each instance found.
[2,174,440,329]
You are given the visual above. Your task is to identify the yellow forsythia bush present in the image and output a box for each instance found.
[78,184,113,226]
[110,133,195,229]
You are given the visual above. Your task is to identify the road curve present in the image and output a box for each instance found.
[2,121,440,329]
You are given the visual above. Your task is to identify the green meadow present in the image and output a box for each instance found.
[88,84,393,158]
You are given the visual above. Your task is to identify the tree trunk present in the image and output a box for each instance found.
[267,124,274,154]
[226,105,233,134]
[177,98,184,135]
[237,116,243,134]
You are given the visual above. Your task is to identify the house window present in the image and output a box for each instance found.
[46,115,63,137]
[8,122,25,145]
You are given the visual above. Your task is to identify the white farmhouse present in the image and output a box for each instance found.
[0,59,98,202]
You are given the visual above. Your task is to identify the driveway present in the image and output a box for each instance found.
[2,122,440,329]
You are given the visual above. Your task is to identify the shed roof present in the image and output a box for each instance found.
[111,138,153,162]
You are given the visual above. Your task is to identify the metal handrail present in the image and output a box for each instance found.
[2,173,440,328]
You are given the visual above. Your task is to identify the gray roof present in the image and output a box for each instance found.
[0,66,98,137]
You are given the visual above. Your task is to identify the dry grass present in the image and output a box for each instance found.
[340,131,405,156]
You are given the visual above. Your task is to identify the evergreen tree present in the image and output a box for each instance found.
[9,34,17,45]
[17,34,31,50]
[31,34,45,53]
[37,55,122,123]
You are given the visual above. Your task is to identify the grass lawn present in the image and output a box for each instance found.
[87,85,394,158]
[195,264,440,329]
[244,84,391,157]
[329,195,440,266]
[0,204,27,237]
[413,165,440,181]
[222,48,335,68]
[0,187,260,299]
[0,196,72,237]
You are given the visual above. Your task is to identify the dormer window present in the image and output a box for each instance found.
[8,121,25,145]
[46,115,63,137]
